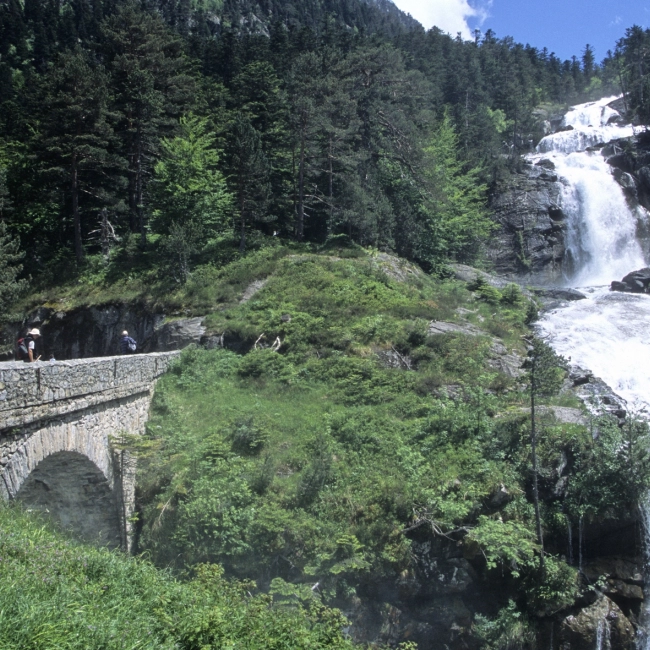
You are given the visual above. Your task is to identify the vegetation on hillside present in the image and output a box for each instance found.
[125,248,650,642]
[0,504,363,649]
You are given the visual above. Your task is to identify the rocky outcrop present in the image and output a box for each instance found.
[611,267,650,293]
[3,304,215,361]
[486,160,566,284]
[559,595,636,650]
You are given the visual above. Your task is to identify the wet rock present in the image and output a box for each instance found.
[613,169,638,200]
[532,287,586,301]
[559,595,635,650]
[611,267,650,293]
[569,367,593,386]
[536,158,556,170]
[486,165,566,284]
[611,280,630,292]
[607,152,635,174]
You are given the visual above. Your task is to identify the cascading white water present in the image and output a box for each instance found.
[532,97,650,408]
[532,96,650,648]
[530,96,647,287]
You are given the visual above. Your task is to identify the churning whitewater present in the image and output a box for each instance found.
[534,96,650,410]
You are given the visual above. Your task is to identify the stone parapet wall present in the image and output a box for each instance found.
[0,352,179,431]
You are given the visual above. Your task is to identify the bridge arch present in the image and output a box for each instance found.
[0,352,178,549]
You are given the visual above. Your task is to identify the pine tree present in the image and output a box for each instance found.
[0,221,27,319]
[522,338,566,573]
[228,114,270,252]
[102,2,195,244]
[37,49,120,264]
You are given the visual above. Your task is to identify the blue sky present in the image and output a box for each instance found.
[391,0,650,62]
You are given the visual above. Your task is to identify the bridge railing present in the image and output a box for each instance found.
[0,352,180,430]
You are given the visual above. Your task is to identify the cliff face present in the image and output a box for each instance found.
[486,160,567,285]
[486,137,650,287]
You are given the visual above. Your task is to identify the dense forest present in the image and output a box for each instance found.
[1,0,648,303]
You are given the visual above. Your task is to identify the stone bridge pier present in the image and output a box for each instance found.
[0,352,179,550]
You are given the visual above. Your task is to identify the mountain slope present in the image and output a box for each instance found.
[216,0,420,35]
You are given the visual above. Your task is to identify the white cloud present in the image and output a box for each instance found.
[392,0,489,39]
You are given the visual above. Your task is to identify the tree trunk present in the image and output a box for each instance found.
[136,133,146,247]
[296,110,307,242]
[71,153,84,264]
[238,167,246,253]
[530,358,545,574]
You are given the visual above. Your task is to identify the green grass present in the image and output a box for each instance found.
[0,505,360,649]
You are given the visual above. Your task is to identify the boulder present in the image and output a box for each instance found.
[559,595,635,650]
[611,267,650,293]
[148,317,206,351]
[536,158,556,170]
[532,287,586,301]
[613,169,638,200]
[610,281,630,292]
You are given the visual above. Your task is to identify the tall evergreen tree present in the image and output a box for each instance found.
[228,115,270,252]
[102,2,195,244]
[37,49,119,263]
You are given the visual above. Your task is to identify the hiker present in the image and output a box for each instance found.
[120,330,137,355]
[17,328,41,362]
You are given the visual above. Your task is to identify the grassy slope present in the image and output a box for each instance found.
[133,245,622,626]
[0,506,358,649]
[9,243,646,645]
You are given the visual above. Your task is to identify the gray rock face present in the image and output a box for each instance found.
[4,303,165,361]
[486,162,566,284]
[148,317,206,351]
[559,595,635,650]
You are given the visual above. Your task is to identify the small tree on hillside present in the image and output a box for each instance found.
[522,337,566,573]
[151,114,231,282]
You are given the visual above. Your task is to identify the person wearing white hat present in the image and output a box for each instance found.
[17,328,41,362]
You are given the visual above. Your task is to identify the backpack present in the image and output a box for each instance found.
[128,339,137,352]
[17,336,30,361]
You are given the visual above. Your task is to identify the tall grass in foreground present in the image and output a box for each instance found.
[0,505,358,649]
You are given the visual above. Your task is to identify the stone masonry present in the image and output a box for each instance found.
[0,352,179,550]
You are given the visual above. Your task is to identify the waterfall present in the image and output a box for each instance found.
[534,97,650,408]
[533,96,650,648]
[529,95,647,287]
[596,619,604,650]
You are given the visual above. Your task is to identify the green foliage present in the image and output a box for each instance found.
[473,600,535,650]
[418,114,493,265]
[0,220,27,319]
[467,516,538,577]
[0,505,358,649]
[152,114,232,237]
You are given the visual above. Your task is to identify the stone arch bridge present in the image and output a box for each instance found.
[0,352,179,550]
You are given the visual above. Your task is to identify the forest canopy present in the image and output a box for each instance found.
[0,0,643,288]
